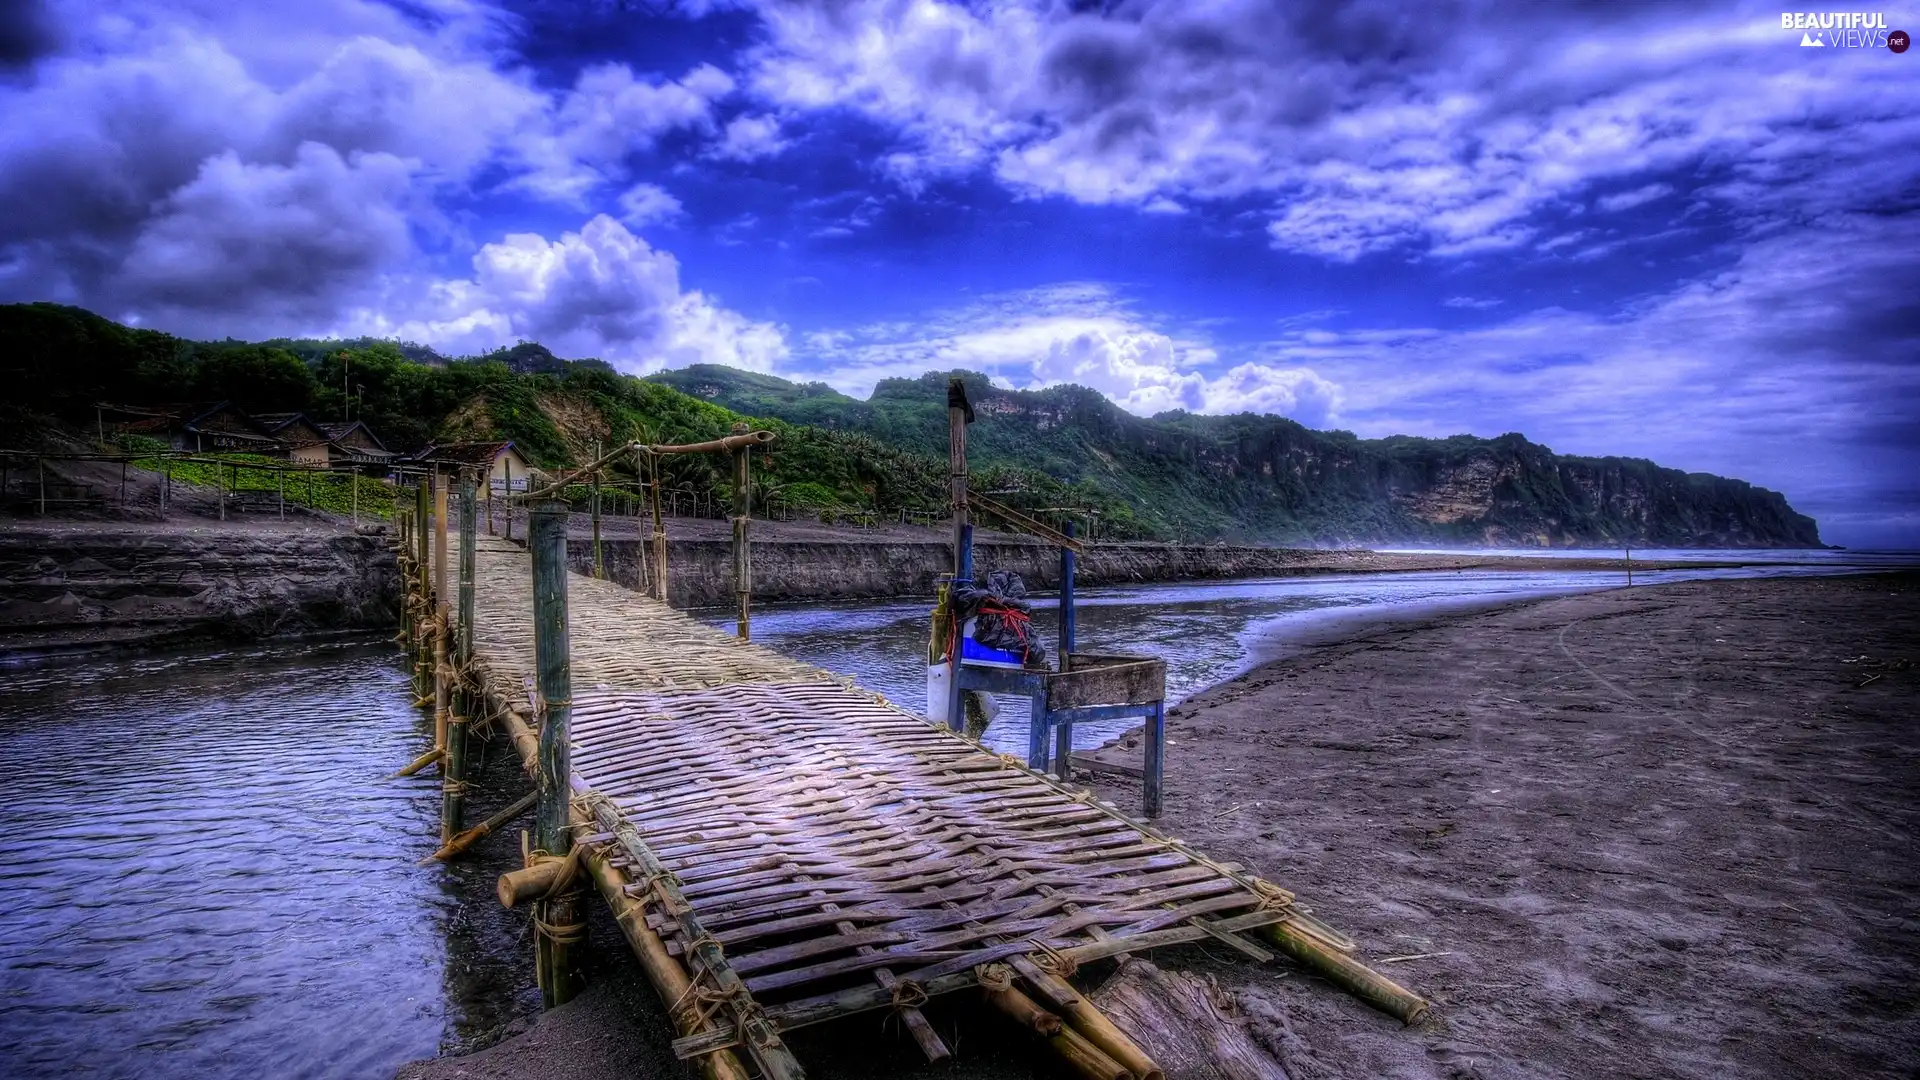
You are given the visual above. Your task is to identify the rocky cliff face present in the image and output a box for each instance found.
[0,524,400,655]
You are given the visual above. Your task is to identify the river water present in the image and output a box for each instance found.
[0,639,534,1080]
[2,551,1911,1078]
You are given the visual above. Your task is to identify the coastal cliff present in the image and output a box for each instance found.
[655,367,1822,548]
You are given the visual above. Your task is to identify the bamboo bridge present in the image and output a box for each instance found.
[392,436,1426,1080]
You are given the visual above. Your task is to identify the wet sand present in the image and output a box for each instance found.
[1086,571,1920,1079]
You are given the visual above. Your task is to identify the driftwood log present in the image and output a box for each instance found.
[1092,960,1290,1080]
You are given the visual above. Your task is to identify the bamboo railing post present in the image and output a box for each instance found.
[444,472,477,840]
[278,469,285,520]
[1055,519,1077,779]
[433,467,452,762]
[591,440,604,580]
[528,498,583,1007]
[503,458,513,540]
[730,424,752,640]
[644,451,668,602]
[351,472,359,524]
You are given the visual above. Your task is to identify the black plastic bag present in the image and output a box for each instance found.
[952,570,1045,665]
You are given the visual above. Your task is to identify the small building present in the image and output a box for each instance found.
[99,402,281,453]
[406,441,533,494]
[253,413,336,466]
[320,421,397,471]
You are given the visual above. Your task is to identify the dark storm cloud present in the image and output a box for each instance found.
[0,0,55,68]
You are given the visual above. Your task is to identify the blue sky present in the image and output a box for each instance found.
[1,0,1916,545]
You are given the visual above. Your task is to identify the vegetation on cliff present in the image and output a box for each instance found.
[2,303,1820,546]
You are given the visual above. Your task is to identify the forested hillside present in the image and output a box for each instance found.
[1,304,1821,546]
[651,366,1823,548]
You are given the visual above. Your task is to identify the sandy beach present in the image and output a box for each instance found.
[1085,571,1920,1079]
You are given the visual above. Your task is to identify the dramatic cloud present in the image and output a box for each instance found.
[799,284,1341,426]
[343,214,786,373]
[743,1,1914,259]
[0,0,770,352]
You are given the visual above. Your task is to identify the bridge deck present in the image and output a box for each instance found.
[467,536,1313,1059]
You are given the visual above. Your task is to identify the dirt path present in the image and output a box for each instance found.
[1087,572,1920,1079]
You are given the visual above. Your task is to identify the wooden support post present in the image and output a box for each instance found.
[645,454,668,602]
[1055,520,1077,780]
[591,468,604,580]
[415,476,431,598]
[528,498,583,1007]
[945,523,973,733]
[162,459,169,514]
[503,458,514,541]
[119,461,127,509]
[731,424,752,640]
[433,468,452,762]
[1143,700,1166,819]
[948,377,971,574]
[443,473,477,840]
[278,469,285,520]
[218,461,225,521]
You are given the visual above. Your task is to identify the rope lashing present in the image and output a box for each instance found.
[1028,939,1079,979]
[974,963,1014,993]
[1251,877,1296,911]
[889,979,929,1010]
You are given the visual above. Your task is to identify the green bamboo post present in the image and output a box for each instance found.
[278,469,285,520]
[529,498,583,1006]
[503,458,514,541]
[443,473,477,840]
[217,461,226,522]
[591,441,604,580]
[433,468,452,759]
[731,424,752,640]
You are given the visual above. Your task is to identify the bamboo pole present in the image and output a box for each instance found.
[948,377,970,575]
[278,469,285,520]
[645,452,668,602]
[433,469,452,765]
[581,843,754,1080]
[503,458,513,540]
[528,498,583,1007]
[37,456,45,517]
[1259,921,1430,1025]
[591,442,604,580]
[730,425,752,640]
[422,788,535,865]
[443,473,477,839]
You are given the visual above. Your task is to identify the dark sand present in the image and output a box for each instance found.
[1086,571,1920,1079]
[402,572,1919,1080]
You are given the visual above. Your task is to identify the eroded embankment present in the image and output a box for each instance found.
[566,534,1690,608]
[0,521,401,655]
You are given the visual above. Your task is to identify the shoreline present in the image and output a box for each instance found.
[2,511,1863,658]
[1081,570,1920,1080]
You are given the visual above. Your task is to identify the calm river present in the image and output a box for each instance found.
[1,551,1907,1077]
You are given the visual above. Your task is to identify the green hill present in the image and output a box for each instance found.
[650,365,1822,548]
[0,303,1820,546]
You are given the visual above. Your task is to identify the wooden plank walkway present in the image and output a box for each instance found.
[463,535,1347,1061]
